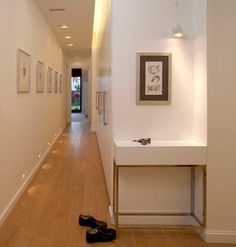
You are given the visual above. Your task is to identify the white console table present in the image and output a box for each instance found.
[113,140,207,230]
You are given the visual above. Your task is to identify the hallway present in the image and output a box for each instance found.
[0,121,229,247]
[0,121,110,247]
[0,0,236,244]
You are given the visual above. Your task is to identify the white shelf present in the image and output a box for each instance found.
[114,140,207,165]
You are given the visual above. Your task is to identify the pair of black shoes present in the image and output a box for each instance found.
[79,214,116,243]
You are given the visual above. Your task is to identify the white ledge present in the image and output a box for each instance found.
[114,140,207,165]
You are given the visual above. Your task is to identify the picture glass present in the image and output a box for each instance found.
[17,49,31,93]
[54,71,58,93]
[59,74,63,93]
[137,53,171,105]
[47,67,53,93]
[36,61,45,93]
[145,61,163,95]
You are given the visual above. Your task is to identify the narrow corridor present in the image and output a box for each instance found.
[0,121,110,247]
[0,122,223,247]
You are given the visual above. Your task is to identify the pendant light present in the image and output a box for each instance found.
[172,0,184,38]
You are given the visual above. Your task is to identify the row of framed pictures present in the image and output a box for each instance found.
[17,48,63,93]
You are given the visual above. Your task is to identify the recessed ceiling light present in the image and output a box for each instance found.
[57,25,69,29]
[65,36,71,39]
[68,44,74,47]
[74,56,79,59]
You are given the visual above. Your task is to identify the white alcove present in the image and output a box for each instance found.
[112,0,207,226]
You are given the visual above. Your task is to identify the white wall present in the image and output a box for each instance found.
[70,58,91,68]
[0,0,67,223]
[193,0,207,144]
[112,0,195,141]
[92,0,113,199]
[206,0,236,243]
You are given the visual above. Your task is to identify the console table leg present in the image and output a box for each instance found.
[113,161,116,216]
[203,166,207,228]
[115,165,119,230]
[191,166,195,216]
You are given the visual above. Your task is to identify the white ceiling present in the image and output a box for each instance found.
[34,0,95,58]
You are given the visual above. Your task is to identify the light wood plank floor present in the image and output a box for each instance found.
[0,121,235,247]
[71,113,86,122]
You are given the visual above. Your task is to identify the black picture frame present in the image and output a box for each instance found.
[136,53,171,105]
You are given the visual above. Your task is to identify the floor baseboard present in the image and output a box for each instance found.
[108,205,115,225]
[203,230,236,244]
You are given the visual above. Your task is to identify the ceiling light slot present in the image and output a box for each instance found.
[49,8,66,12]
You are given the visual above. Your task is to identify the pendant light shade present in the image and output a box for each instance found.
[172,24,183,38]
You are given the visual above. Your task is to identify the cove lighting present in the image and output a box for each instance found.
[57,25,69,29]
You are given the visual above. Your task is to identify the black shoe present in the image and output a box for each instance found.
[86,227,116,243]
[79,214,107,229]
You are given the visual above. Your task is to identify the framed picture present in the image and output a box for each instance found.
[47,67,53,93]
[136,53,171,105]
[54,71,58,93]
[59,74,63,93]
[17,49,31,93]
[36,61,45,93]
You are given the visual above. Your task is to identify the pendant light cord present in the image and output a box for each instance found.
[174,0,179,26]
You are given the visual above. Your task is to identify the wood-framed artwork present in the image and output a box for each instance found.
[36,60,45,93]
[59,74,63,93]
[47,67,53,93]
[136,52,171,105]
[54,71,58,93]
[17,49,31,93]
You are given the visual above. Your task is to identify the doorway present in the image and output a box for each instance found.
[71,68,82,113]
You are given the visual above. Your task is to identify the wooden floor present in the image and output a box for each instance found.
[71,113,86,122]
[0,121,235,247]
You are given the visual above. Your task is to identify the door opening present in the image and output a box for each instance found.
[71,68,82,113]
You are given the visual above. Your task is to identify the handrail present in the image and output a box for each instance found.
[96,91,102,115]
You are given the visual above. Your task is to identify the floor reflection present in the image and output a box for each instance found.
[27,185,45,198]
[41,163,53,171]
[52,149,60,155]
